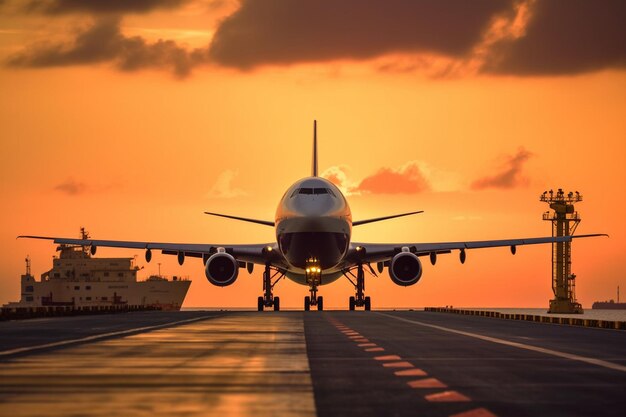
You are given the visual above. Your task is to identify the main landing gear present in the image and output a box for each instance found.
[258,264,284,311]
[346,264,371,311]
[304,258,324,311]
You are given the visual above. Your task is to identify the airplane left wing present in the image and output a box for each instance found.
[17,235,283,267]
[348,234,608,264]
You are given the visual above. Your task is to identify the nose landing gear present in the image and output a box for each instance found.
[258,264,284,311]
[304,259,324,311]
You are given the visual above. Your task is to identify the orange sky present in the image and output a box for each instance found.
[1,0,625,309]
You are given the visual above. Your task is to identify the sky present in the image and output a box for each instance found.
[1,0,625,309]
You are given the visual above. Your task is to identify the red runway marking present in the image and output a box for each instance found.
[407,378,447,389]
[358,343,377,347]
[382,361,413,368]
[425,390,471,402]
[365,347,385,352]
[394,368,427,377]
[450,408,498,417]
[374,355,402,361]
[354,339,370,343]
[348,335,363,339]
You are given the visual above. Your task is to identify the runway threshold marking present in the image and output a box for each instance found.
[0,315,216,357]
[377,312,626,373]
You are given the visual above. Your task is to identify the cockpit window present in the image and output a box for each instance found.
[290,187,336,197]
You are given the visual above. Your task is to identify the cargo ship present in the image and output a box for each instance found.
[592,286,626,310]
[2,229,191,317]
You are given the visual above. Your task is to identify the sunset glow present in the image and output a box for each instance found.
[1,0,624,309]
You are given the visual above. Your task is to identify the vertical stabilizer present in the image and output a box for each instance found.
[312,120,318,177]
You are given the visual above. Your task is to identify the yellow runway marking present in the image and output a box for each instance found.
[425,390,471,402]
[407,378,448,389]
[394,368,428,376]
[374,355,401,361]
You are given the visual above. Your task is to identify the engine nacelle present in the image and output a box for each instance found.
[389,250,422,286]
[205,251,239,287]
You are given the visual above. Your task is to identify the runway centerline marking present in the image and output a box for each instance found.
[377,312,626,373]
[0,315,216,357]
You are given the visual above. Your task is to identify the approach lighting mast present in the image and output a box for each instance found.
[540,189,584,314]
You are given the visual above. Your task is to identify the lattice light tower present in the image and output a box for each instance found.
[540,189,584,314]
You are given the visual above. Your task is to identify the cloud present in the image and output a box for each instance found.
[6,17,208,77]
[208,0,514,69]
[471,148,533,190]
[53,178,120,195]
[320,165,358,196]
[206,170,246,199]
[323,161,430,195]
[356,161,430,195]
[54,178,88,195]
[485,0,626,75]
[24,0,190,14]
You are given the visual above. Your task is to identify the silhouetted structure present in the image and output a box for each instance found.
[540,189,583,314]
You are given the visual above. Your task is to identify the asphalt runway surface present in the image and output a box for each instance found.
[1,311,624,417]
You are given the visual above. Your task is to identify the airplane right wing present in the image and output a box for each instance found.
[17,235,287,268]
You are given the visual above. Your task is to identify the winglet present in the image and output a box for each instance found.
[312,120,318,177]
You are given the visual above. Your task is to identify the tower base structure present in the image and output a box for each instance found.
[548,298,583,314]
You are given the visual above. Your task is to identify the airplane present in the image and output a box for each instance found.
[19,121,606,311]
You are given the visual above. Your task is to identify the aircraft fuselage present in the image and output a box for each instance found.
[275,177,351,284]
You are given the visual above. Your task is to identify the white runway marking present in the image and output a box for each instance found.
[378,313,626,373]
[0,315,214,357]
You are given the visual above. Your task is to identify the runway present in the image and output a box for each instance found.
[1,311,624,417]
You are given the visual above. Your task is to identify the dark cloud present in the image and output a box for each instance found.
[487,0,626,75]
[54,179,88,195]
[208,0,514,69]
[471,148,533,190]
[25,0,189,14]
[6,17,208,77]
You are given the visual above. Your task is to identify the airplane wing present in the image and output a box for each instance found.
[348,234,608,264]
[17,235,285,267]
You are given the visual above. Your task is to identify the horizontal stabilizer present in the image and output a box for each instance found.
[353,211,424,226]
[204,211,275,227]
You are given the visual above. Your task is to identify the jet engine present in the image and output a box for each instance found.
[205,251,239,286]
[389,249,422,286]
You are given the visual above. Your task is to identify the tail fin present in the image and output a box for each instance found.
[312,120,318,177]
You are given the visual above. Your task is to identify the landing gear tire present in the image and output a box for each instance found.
[349,296,355,311]
[257,296,264,312]
[273,296,280,311]
[364,296,371,311]
[304,296,311,311]
[317,296,324,311]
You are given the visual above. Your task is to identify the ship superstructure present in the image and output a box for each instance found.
[5,229,190,311]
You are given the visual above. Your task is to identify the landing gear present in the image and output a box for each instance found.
[258,264,284,311]
[304,289,324,311]
[304,258,323,311]
[346,264,371,310]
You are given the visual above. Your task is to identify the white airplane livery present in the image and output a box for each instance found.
[20,121,605,311]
